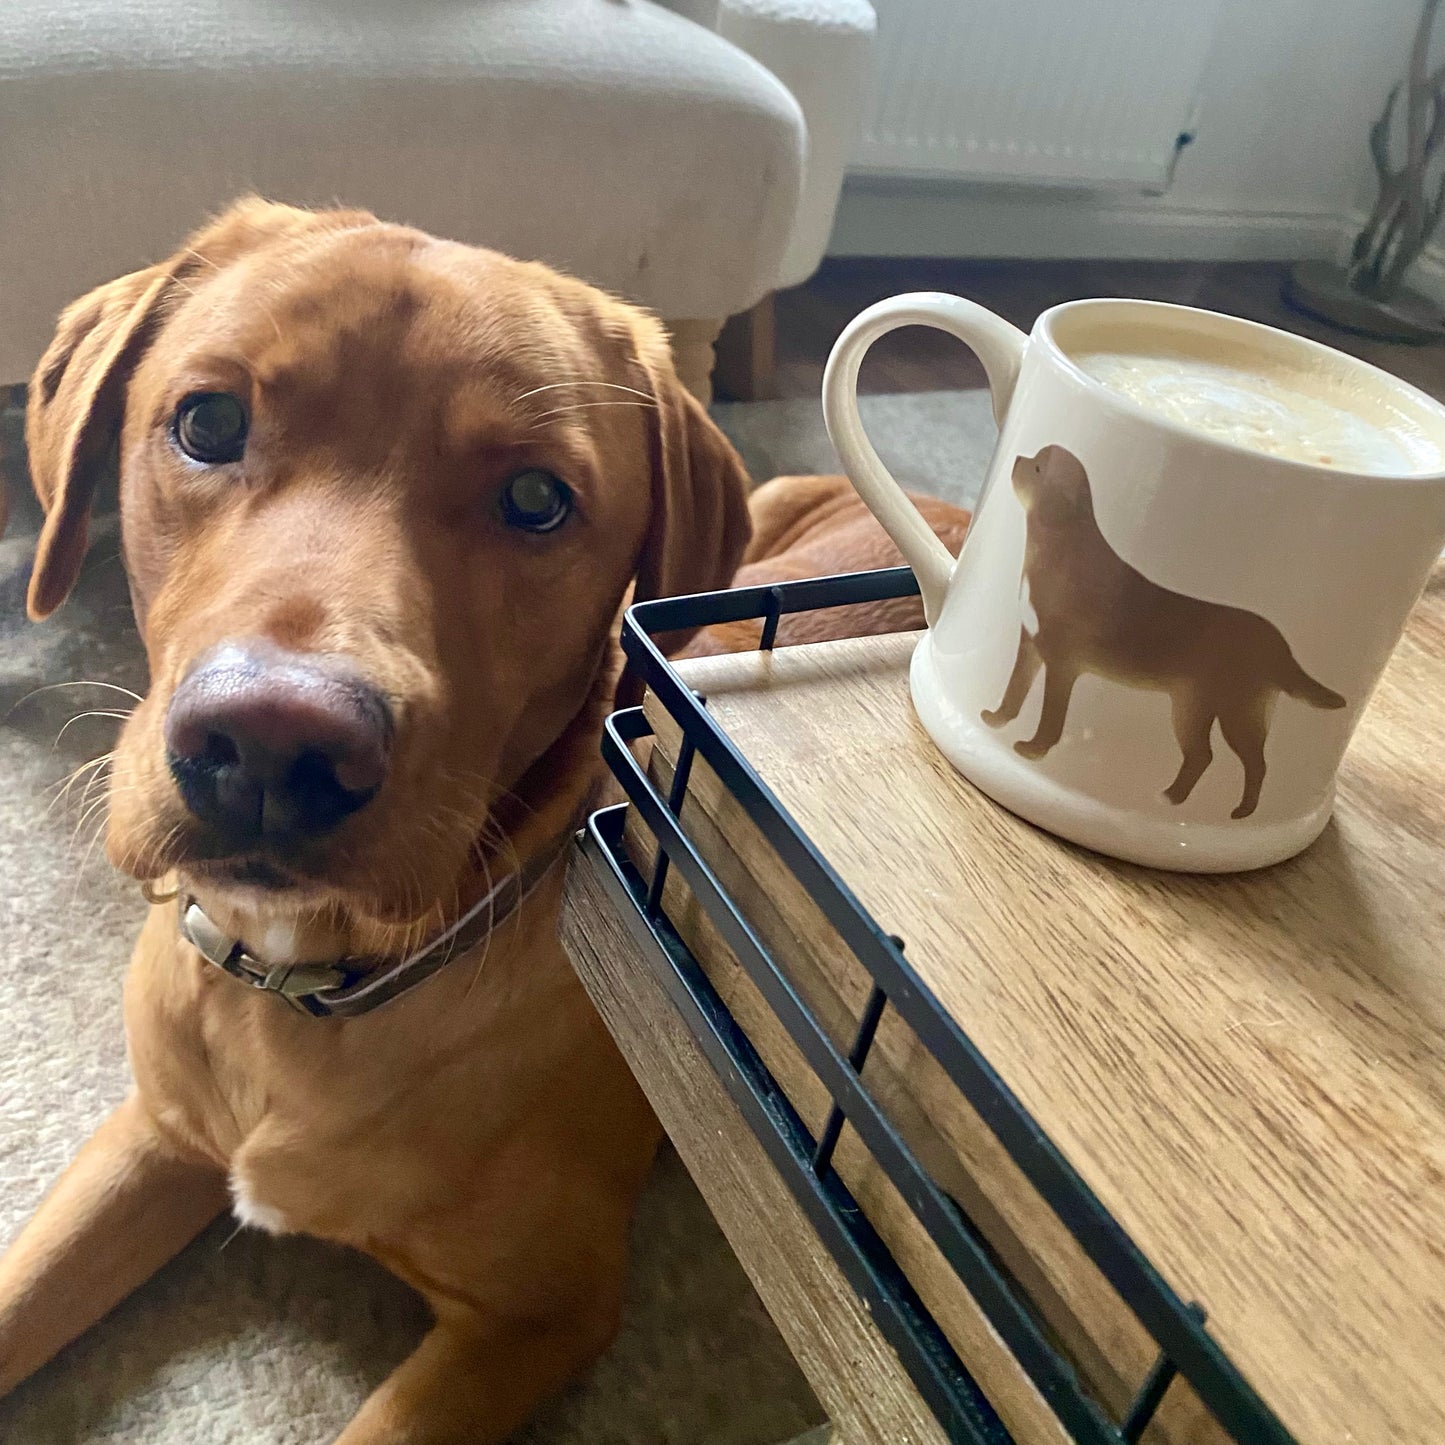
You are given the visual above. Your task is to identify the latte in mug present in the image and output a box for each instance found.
[1073,343,1444,475]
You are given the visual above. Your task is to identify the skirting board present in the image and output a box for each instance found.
[1407,246,1445,309]
[826,183,1445,309]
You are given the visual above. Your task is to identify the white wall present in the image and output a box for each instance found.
[1172,0,1417,217]
[829,0,1427,263]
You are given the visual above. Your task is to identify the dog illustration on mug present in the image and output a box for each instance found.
[983,445,1346,820]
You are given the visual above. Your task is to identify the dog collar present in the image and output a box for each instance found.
[177,819,582,1019]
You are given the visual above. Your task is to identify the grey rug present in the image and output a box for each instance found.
[713,390,996,514]
[0,388,994,1444]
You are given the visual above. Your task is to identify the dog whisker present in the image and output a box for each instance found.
[71,802,124,903]
[49,750,116,788]
[216,1219,247,1252]
[514,379,655,404]
[79,549,126,579]
[181,247,223,275]
[54,710,133,748]
[70,790,115,854]
[462,845,498,1006]
[68,770,115,831]
[490,783,540,822]
[47,753,115,814]
[526,399,657,431]
[4,679,143,725]
[129,820,184,889]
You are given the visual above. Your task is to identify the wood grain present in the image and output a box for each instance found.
[779,1429,836,1445]
[630,720,1214,1445]
[560,848,950,1445]
[661,317,723,404]
[716,293,778,402]
[658,564,1445,1445]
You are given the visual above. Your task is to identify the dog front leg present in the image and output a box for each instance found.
[1164,687,1216,807]
[982,626,1042,728]
[1015,659,1078,760]
[0,1092,227,1396]
[334,1302,620,1445]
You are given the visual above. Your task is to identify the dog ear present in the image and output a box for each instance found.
[1038,445,1089,490]
[1035,445,1094,521]
[23,198,380,620]
[630,322,753,642]
[24,266,176,619]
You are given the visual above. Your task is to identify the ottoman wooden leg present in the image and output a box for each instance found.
[715,293,777,401]
[662,318,723,405]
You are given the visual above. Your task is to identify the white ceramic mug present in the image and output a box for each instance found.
[823,294,1445,871]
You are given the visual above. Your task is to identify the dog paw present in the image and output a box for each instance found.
[1163,784,1190,806]
[981,709,1010,729]
[1230,800,1258,820]
[1014,738,1052,760]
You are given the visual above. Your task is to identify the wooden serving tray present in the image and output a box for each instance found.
[624,566,1445,1445]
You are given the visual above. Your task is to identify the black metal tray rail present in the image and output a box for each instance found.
[584,565,1295,1445]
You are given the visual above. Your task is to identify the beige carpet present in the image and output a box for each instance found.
[0,389,994,1444]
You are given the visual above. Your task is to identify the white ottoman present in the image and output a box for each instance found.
[0,0,875,397]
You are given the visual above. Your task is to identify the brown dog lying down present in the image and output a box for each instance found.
[688,473,971,656]
[0,199,753,1445]
[0,198,970,1444]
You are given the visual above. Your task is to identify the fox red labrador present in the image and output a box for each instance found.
[0,199,752,1444]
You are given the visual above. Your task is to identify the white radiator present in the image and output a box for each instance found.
[856,0,1224,192]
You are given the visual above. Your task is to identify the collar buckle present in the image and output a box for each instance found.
[173,799,587,1019]
[180,900,350,1014]
[181,900,239,969]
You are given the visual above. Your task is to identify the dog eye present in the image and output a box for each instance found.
[174,392,248,465]
[500,470,572,533]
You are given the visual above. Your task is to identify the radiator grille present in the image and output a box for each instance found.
[856,0,1222,192]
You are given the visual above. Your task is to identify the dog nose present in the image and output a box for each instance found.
[164,642,391,842]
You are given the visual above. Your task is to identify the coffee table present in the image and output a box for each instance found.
[560,564,1445,1445]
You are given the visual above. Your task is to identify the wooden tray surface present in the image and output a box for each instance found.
[649,567,1445,1445]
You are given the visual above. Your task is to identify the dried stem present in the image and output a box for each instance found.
[1350,0,1445,300]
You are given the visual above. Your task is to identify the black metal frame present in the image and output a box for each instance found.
[589,566,1295,1445]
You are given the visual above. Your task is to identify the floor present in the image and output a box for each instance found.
[769,257,1445,403]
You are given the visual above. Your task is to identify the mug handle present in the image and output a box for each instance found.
[822,293,1028,624]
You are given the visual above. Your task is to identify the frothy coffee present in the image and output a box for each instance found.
[1074,348,1443,475]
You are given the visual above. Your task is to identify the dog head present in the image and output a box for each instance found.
[1010,445,1094,526]
[21,199,750,923]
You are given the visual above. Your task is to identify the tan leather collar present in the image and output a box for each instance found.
[177,815,582,1018]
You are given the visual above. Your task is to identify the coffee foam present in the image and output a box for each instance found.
[1073,347,1444,476]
